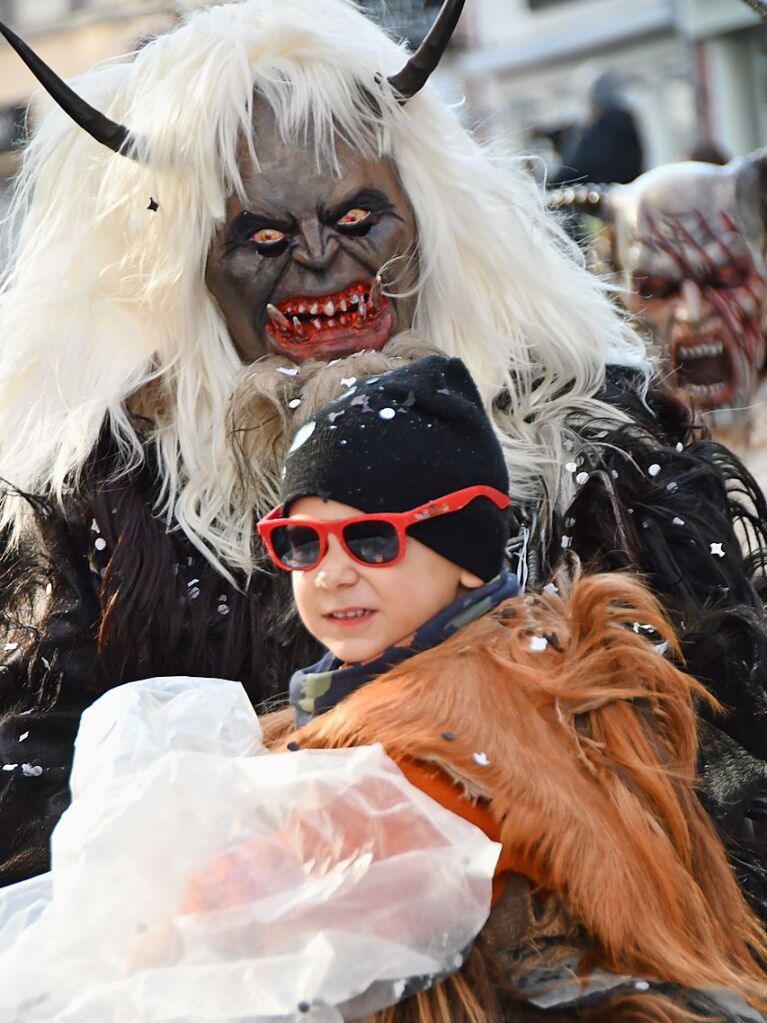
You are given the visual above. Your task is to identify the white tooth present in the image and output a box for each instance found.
[310,304,318,315]
[714,342,723,355]
[340,299,348,312]
[324,301,335,316]
[328,318,337,327]
[350,294,359,305]
[313,318,323,329]
[298,304,306,314]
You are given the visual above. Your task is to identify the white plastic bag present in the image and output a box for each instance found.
[0,677,500,1022]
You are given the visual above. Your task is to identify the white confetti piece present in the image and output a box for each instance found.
[188,586,201,600]
[4,642,18,652]
[529,635,548,652]
[654,641,669,656]
[378,407,396,421]
[288,420,316,454]
[565,462,577,473]
[276,366,299,376]
[666,481,678,493]
[561,535,572,549]
[575,472,589,485]
[90,518,100,534]
[648,464,661,477]
[634,981,650,992]
[472,752,490,767]
[45,582,52,595]
[18,732,29,742]
[2,764,17,772]
[543,582,559,595]
[673,517,685,526]
[710,542,725,558]
[217,604,230,616]
[187,579,200,588]
[340,377,357,388]
[21,763,43,778]
[675,442,684,452]
[94,537,107,551]
[288,398,302,409]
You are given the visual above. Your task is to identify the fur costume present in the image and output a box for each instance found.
[0,0,765,921]
[260,571,767,1022]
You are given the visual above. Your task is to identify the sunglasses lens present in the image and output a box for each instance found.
[343,520,400,565]
[270,524,322,570]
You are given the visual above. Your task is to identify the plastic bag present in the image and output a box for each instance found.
[0,677,500,1022]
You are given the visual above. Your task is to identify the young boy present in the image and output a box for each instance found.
[257,355,767,1023]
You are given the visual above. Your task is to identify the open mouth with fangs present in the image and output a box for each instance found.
[672,334,735,408]
[264,279,393,361]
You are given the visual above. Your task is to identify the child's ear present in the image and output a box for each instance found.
[459,569,485,590]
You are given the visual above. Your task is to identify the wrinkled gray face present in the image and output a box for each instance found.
[205,110,419,364]
[611,163,767,420]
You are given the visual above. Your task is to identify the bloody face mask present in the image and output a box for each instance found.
[205,111,418,364]
[609,161,767,421]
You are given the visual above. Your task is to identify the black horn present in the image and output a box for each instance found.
[0,21,138,158]
[387,0,465,102]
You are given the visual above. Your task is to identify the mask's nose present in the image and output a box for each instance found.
[292,218,341,272]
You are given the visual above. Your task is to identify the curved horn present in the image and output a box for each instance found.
[0,21,137,158]
[387,0,465,102]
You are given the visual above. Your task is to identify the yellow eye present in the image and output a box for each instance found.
[249,227,286,245]
[337,208,371,226]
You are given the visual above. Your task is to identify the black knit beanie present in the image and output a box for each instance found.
[280,356,510,581]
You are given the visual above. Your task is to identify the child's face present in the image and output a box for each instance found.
[290,498,484,664]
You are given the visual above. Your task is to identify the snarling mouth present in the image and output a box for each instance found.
[672,335,734,407]
[264,279,393,361]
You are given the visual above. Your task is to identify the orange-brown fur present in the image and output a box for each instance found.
[268,571,767,1013]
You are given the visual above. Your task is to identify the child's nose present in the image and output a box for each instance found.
[314,533,359,588]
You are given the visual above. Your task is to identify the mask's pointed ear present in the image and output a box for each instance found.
[733,146,767,235]
[548,184,615,225]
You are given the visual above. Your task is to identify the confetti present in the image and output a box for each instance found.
[378,407,396,420]
[94,537,107,551]
[575,471,589,485]
[710,542,725,558]
[288,420,316,454]
[673,516,685,526]
[675,442,684,452]
[472,751,490,767]
[611,469,619,479]
[565,461,577,473]
[340,377,357,388]
[18,732,29,742]
[634,981,650,992]
[2,764,17,772]
[45,582,52,595]
[529,635,548,652]
[666,481,678,493]
[90,518,100,533]
[276,366,300,376]
[188,586,201,600]
[21,764,43,778]
[328,410,345,423]
[217,604,229,616]
[654,641,669,656]
[3,642,18,652]
[543,582,559,595]
[561,535,572,549]
[288,398,301,409]
[648,463,661,477]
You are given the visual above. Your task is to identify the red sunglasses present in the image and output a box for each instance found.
[257,485,510,572]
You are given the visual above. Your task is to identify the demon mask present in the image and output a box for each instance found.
[607,157,767,423]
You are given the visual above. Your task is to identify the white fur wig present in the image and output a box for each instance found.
[0,0,647,576]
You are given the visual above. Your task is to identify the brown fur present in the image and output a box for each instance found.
[267,570,767,1015]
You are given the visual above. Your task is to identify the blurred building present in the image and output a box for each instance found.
[448,0,766,174]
